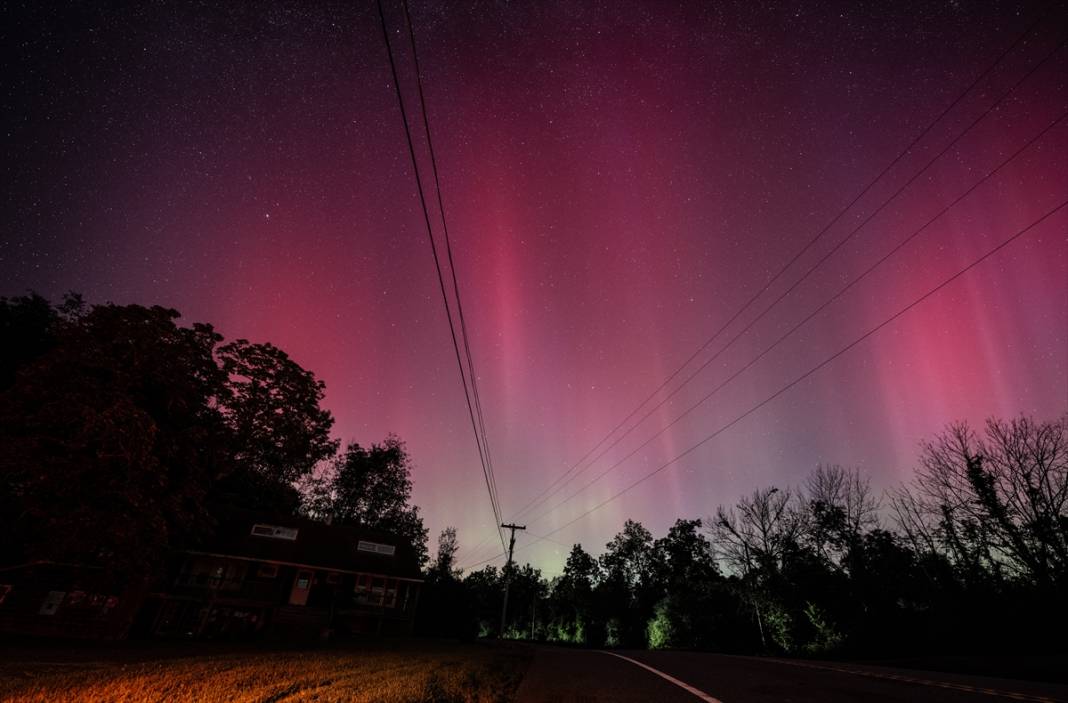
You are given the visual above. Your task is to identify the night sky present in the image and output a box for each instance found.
[3,1,1066,574]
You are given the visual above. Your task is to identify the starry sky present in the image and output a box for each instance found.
[2,0,1066,574]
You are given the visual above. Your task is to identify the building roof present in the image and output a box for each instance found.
[191,509,423,581]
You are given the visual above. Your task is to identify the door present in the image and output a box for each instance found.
[289,570,313,606]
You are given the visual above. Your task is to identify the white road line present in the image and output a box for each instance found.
[762,658,1067,703]
[598,650,724,703]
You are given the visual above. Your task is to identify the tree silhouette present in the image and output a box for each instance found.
[0,301,229,578]
[304,434,429,566]
[546,544,599,643]
[431,527,461,580]
[217,339,337,485]
[0,294,339,579]
[891,416,1068,589]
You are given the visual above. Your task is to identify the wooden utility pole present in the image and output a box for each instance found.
[499,523,525,638]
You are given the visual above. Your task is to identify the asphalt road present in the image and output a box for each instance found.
[514,647,1068,703]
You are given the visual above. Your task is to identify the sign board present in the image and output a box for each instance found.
[357,540,396,556]
[250,524,299,540]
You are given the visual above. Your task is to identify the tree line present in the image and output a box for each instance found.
[4,292,1065,657]
[422,416,1067,656]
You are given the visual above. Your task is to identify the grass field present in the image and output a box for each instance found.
[0,639,531,703]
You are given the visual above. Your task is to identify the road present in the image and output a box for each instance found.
[514,647,1068,703]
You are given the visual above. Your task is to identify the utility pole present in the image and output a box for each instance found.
[499,523,525,638]
[530,595,537,641]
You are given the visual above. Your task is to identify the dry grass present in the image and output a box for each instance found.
[0,639,531,703]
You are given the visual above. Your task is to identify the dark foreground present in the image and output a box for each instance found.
[516,648,1068,703]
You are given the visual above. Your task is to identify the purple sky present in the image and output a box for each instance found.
[2,1,1066,573]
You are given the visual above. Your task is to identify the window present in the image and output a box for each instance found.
[256,563,279,578]
[353,575,398,607]
[356,540,395,556]
[183,558,246,590]
[354,574,384,606]
[250,524,299,540]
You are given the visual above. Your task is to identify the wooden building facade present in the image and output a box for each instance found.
[0,512,424,640]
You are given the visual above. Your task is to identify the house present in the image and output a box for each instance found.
[0,512,424,640]
[140,511,424,639]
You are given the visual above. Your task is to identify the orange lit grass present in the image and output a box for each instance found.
[0,642,529,703]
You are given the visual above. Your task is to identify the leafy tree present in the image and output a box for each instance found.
[216,339,337,484]
[598,520,656,647]
[646,599,674,649]
[430,527,461,580]
[0,295,339,580]
[653,518,718,587]
[600,520,655,593]
[800,602,843,654]
[547,544,600,643]
[560,543,600,590]
[646,519,722,649]
[502,563,548,639]
[841,527,930,654]
[305,434,429,566]
[0,293,59,390]
[0,302,228,577]
[464,565,503,637]
[417,526,476,640]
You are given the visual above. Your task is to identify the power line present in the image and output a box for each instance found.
[461,550,506,571]
[522,105,1067,528]
[376,0,506,552]
[459,528,572,572]
[462,23,1061,570]
[517,43,1067,528]
[456,524,504,566]
[504,23,1063,527]
[504,198,1068,562]
[398,0,508,547]
[503,10,1051,526]
[399,0,501,511]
